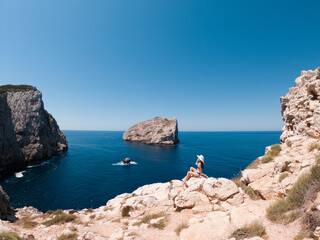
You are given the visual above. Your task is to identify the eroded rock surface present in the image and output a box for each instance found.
[281,67,320,142]
[123,117,179,145]
[0,85,68,169]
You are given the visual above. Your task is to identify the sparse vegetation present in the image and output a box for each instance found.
[294,230,317,240]
[23,220,38,229]
[0,84,37,94]
[133,212,168,229]
[260,144,282,164]
[267,159,320,224]
[85,208,93,213]
[246,158,261,169]
[43,212,76,226]
[121,205,132,217]
[269,144,282,157]
[260,155,273,164]
[243,186,261,200]
[46,209,64,215]
[127,232,138,237]
[286,141,292,147]
[308,143,320,152]
[104,206,114,211]
[279,172,289,182]
[175,222,189,236]
[89,214,95,219]
[68,210,78,214]
[0,232,23,240]
[230,221,266,240]
[58,233,78,240]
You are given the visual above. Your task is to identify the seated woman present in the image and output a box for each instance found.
[183,155,205,185]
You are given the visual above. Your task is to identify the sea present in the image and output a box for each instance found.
[0,131,281,212]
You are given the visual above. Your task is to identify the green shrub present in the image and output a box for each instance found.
[230,221,266,240]
[43,213,76,226]
[308,143,320,152]
[58,234,78,240]
[0,232,23,240]
[121,205,132,217]
[279,172,289,182]
[175,222,189,236]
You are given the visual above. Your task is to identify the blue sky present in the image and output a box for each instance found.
[1,0,320,131]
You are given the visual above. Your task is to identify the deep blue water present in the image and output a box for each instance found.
[0,131,281,212]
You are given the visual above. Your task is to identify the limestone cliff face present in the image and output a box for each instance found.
[280,67,320,142]
[123,117,179,145]
[0,85,68,169]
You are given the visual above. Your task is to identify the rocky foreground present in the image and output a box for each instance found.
[0,85,68,170]
[123,117,179,145]
[1,68,320,240]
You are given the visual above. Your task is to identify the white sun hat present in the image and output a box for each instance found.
[197,155,204,164]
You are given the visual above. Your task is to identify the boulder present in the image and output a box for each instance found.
[203,178,239,200]
[123,117,179,145]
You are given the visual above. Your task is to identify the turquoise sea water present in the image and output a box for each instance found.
[0,131,281,212]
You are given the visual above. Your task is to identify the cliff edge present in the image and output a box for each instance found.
[0,85,68,169]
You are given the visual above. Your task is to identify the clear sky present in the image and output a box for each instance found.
[1,0,320,131]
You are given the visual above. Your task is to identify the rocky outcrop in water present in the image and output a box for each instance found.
[280,67,320,142]
[123,117,179,145]
[0,85,68,169]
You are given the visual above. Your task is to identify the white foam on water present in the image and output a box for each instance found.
[112,161,137,166]
[15,171,25,178]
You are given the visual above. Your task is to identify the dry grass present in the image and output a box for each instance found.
[0,84,37,94]
[294,230,317,240]
[23,220,38,229]
[279,172,289,182]
[308,143,320,152]
[127,232,138,237]
[286,141,292,147]
[43,213,76,227]
[58,234,78,240]
[243,186,261,200]
[133,212,168,229]
[260,144,282,164]
[246,158,261,169]
[121,205,132,217]
[260,155,273,164]
[0,232,23,240]
[85,208,93,213]
[175,222,189,236]
[230,221,266,240]
[267,160,320,224]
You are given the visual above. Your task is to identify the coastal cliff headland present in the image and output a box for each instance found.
[0,85,68,170]
[1,68,320,240]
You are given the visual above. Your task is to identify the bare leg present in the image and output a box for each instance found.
[183,171,200,185]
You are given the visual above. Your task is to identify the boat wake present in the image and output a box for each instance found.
[15,171,26,178]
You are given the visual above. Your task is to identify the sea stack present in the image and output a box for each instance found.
[123,117,179,145]
[0,85,68,169]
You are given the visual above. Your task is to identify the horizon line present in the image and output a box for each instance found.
[61,129,282,132]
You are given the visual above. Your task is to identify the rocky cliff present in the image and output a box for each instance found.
[3,69,320,240]
[0,85,68,169]
[280,67,320,142]
[123,117,179,145]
